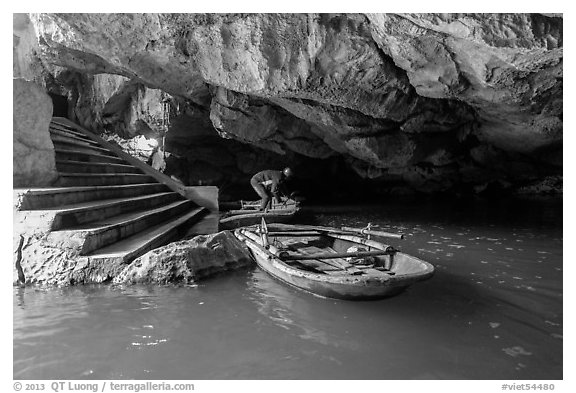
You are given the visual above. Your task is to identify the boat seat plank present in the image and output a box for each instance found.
[274,237,319,248]
[284,245,339,270]
[287,244,364,275]
[270,238,344,275]
[324,245,393,276]
[286,260,342,274]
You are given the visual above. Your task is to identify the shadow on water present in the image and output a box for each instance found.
[304,196,562,230]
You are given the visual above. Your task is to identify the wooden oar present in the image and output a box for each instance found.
[236,231,276,261]
[263,225,395,252]
[241,228,282,256]
[226,208,296,215]
[260,217,269,248]
[280,249,394,261]
[323,232,394,252]
[341,226,404,239]
[266,224,404,240]
[240,200,298,210]
[267,231,321,237]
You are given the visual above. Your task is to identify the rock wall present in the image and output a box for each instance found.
[13,14,45,84]
[13,78,58,187]
[22,13,563,196]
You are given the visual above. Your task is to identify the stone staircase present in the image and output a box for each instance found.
[14,117,212,266]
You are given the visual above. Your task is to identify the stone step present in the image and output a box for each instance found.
[86,207,208,264]
[49,200,201,254]
[50,117,91,135]
[50,128,100,146]
[52,138,118,157]
[55,172,157,187]
[50,191,182,229]
[49,122,92,141]
[56,160,144,174]
[15,183,171,210]
[55,148,126,164]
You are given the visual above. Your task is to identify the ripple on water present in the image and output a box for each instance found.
[502,346,532,357]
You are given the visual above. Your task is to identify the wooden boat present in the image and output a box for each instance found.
[235,222,434,300]
[219,199,300,229]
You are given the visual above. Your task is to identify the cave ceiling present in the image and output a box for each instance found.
[25,13,563,195]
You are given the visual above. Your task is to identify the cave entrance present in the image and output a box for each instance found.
[49,93,68,118]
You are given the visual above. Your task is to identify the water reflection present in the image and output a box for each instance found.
[247,269,361,350]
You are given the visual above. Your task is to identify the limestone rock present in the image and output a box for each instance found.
[113,231,254,284]
[13,233,125,286]
[13,229,254,286]
[103,133,158,163]
[59,73,168,138]
[366,13,563,153]
[13,78,58,187]
[13,14,44,82]
[210,89,335,158]
[516,176,562,195]
[21,13,562,195]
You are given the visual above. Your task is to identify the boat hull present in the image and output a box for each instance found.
[256,255,420,300]
[236,226,434,300]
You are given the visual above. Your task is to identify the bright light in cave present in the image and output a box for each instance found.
[135,136,158,151]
